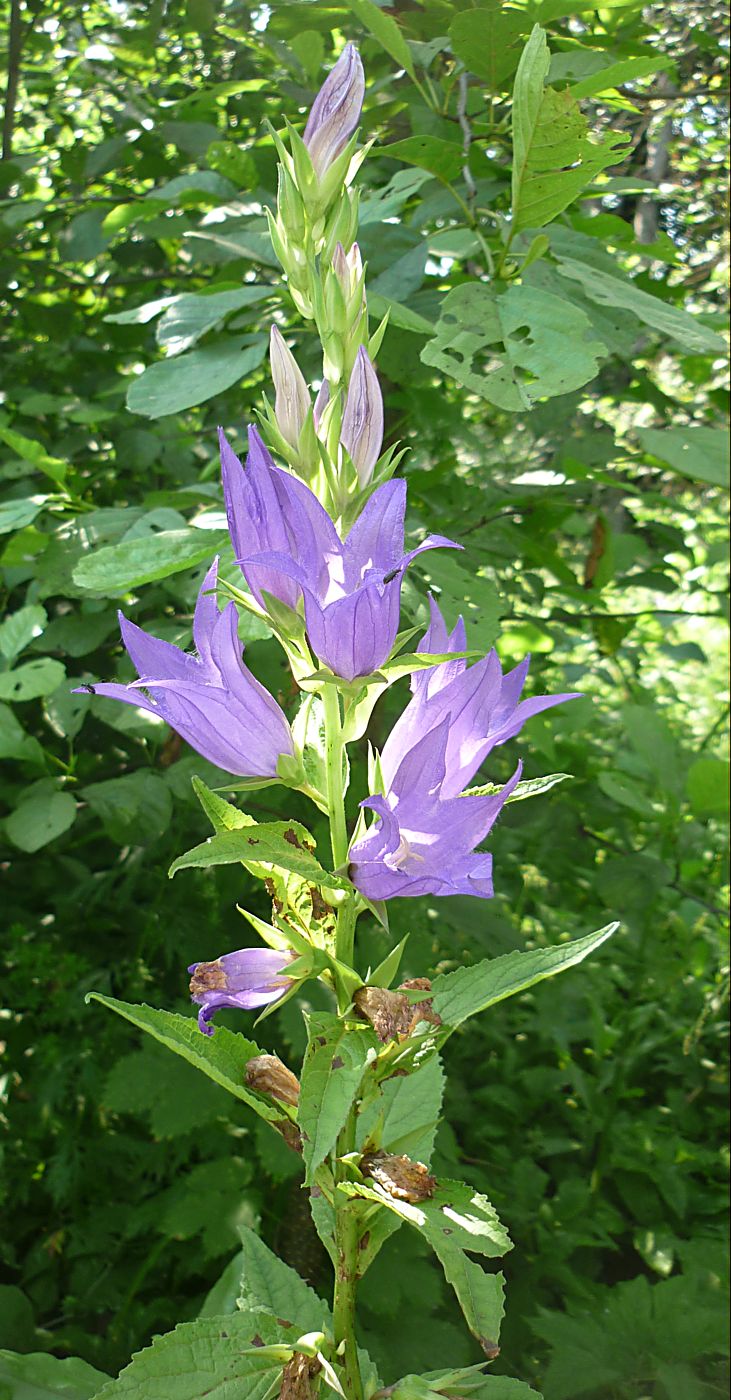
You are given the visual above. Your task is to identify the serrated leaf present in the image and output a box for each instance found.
[169,821,351,890]
[73,528,228,594]
[422,282,606,411]
[434,1251,505,1352]
[88,1312,286,1398]
[299,1013,379,1182]
[340,1176,511,1258]
[431,924,618,1028]
[511,26,630,232]
[449,5,528,89]
[357,1054,444,1164]
[86,994,285,1124]
[237,1226,331,1330]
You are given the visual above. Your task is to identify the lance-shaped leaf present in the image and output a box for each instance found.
[511,25,630,232]
[299,1013,379,1182]
[432,1247,506,1356]
[237,1226,331,1331]
[357,1054,444,1164]
[86,995,286,1124]
[88,1312,287,1398]
[339,1177,511,1259]
[169,819,351,890]
[555,257,728,356]
[421,282,606,412]
[431,923,618,1029]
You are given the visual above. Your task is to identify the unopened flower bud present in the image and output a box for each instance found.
[244,1053,300,1107]
[313,379,330,432]
[303,43,365,181]
[270,325,311,449]
[332,240,363,298]
[361,1151,436,1203]
[341,346,384,487]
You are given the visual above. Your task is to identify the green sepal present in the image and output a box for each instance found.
[368,934,409,988]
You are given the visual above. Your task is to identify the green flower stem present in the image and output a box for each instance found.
[323,682,349,870]
[333,1107,364,1400]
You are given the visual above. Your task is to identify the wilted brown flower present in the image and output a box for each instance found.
[245,1054,301,1107]
[353,978,441,1043]
[360,1151,436,1203]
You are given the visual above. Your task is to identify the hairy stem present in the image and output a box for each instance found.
[333,1108,364,1400]
[322,682,349,869]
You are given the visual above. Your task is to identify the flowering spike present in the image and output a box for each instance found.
[303,43,365,180]
[269,325,311,449]
[189,948,296,1034]
[341,345,384,487]
[76,560,294,779]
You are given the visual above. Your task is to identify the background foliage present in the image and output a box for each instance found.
[1,1,728,1396]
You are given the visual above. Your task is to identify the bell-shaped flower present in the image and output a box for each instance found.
[303,43,365,180]
[221,428,460,682]
[78,559,294,779]
[189,947,296,1034]
[349,718,523,901]
[270,324,310,449]
[341,345,383,487]
[380,595,580,798]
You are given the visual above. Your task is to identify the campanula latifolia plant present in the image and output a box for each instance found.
[81,43,617,1400]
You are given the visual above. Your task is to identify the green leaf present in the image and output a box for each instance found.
[154,288,272,355]
[0,703,42,762]
[384,136,464,183]
[636,426,729,488]
[449,5,528,89]
[0,658,66,702]
[569,55,671,100]
[597,771,656,817]
[236,1225,331,1330]
[345,0,416,79]
[357,1054,444,1163]
[6,791,77,852]
[686,757,730,819]
[340,1176,511,1258]
[465,773,572,802]
[0,604,47,661]
[126,336,268,418]
[511,26,630,232]
[88,1313,286,1398]
[421,281,606,411]
[85,995,285,1124]
[368,292,433,335]
[299,1012,379,1182]
[0,496,48,535]
[555,258,727,355]
[0,428,67,485]
[431,925,618,1028]
[435,1251,505,1352]
[169,821,351,890]
[0,1350,108,1400]
[72,528,227,594]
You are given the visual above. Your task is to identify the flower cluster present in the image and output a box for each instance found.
[84,46,577,1031]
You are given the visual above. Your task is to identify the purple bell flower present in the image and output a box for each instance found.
[189,948,296,1034]
[349,719,523,901]
[380,595,581,798]
[303,43,365,180]
[78,559,294,779]
[220,427,460,682]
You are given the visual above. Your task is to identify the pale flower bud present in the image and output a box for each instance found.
[332,240,362,297]
[341,345,383,487]
[303,43,365,181]
[312,379,330,432]
[270,325,310,449]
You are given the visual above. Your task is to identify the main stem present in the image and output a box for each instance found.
[333,1108,364,1400]
[321,683,363,1398]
